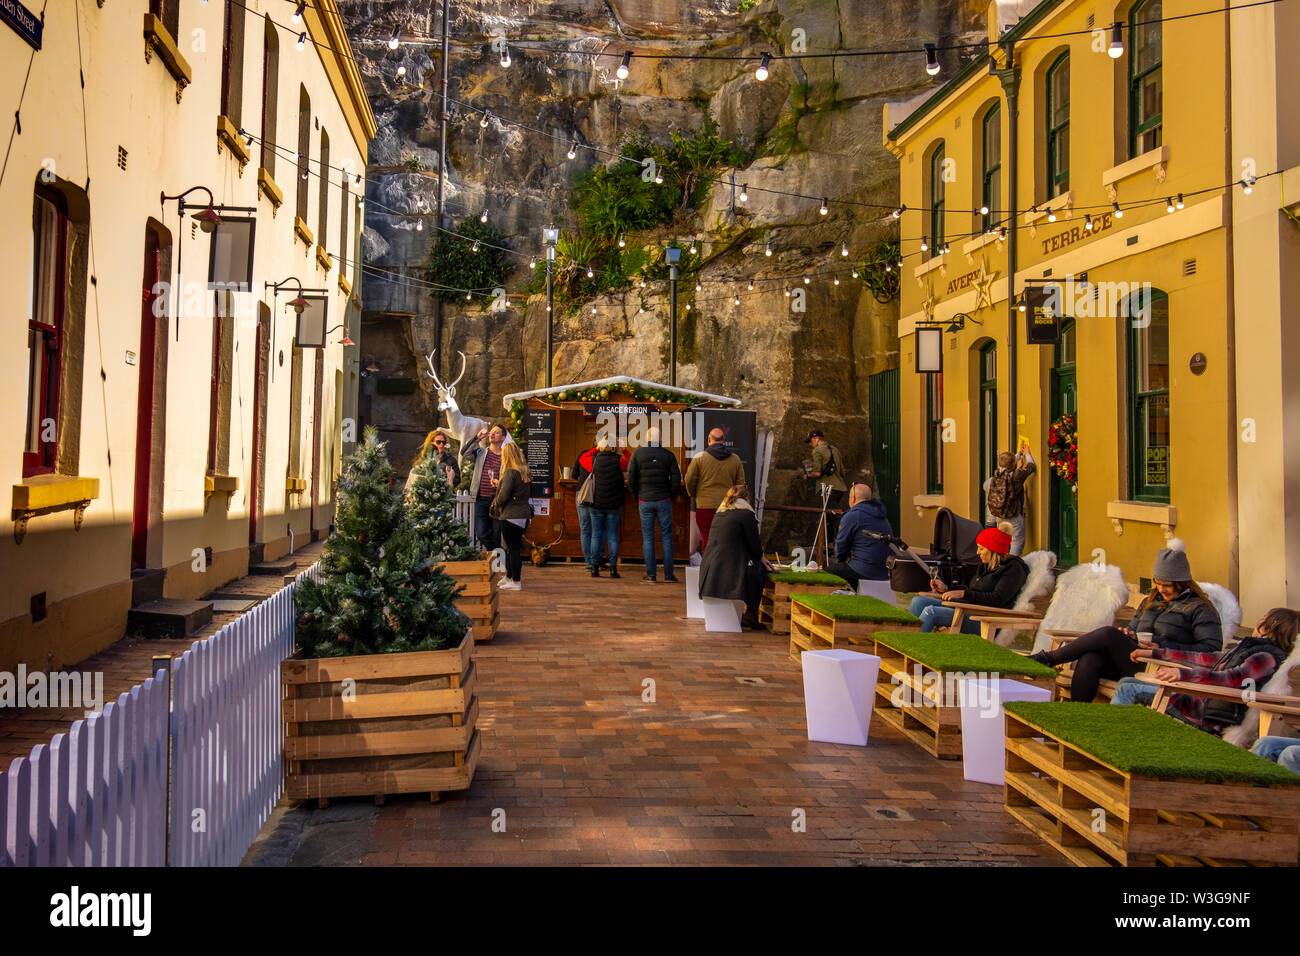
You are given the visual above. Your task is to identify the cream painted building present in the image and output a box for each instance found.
[882,0,1299,623]
[1,0,376,670]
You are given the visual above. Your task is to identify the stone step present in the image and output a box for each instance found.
[248,558,298,576]
[126,599,213,639]
[130,568,167,607]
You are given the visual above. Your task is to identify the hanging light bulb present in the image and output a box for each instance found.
[924,42,940,76]
[755,52,771,81]
[499,44,511,69]
[471,240,480,251]
[529,257,537,269]
[833,276,840,286]
[979,203,989,216]
[1018,293,1027,313]
[297,32,307,51]
[354,173,362,187]
[747,280,754,291]
[685,302,691,311]
[480,208,488,223]
[1108,22,1124,59]
[592,305,597,314]
[293,2,306,24]
[885,262,892,273]
[480,110,491,128]
[689,240,697,254]
[841,241,849,257]
[734,294,741,306]
[803,274,810,285]
[618,235,625,248]
[653,169,663,184]
[301,167,309,180]
[587,266,595,278]
[783,288,790,297]
[1165,196,1176,213]
[1176,193,1185,209]
[567,139,577,160]
[819,198,829,216]
[1029,204,1038,216]
[1084,214,1094,231]
[893,205,905,219]
[920,235,929,252]
[1047,209,1057,223]
[617,52,631,80]
[998,226,1007,241]
[466,291,472,300]
[388,29,400,50]
[897,258,904,268]
[1242,175,1256,194]
[417,219,424,231]
[1112,201,1123,219]
[396,64,406,77]
[764,238,772,257]
[739,183,748,202]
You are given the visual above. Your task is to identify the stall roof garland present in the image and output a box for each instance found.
[503,377,742,443]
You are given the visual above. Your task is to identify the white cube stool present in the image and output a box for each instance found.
[856,578,896,602]
[685,565,704,619]
[801,650,880,746]
[701,597,744,632]
[957,678,1053,785]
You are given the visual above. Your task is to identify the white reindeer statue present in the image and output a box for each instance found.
[424,349,512,451]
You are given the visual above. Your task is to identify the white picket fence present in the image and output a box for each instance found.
[0,561,320,866]
[454,492,477,543]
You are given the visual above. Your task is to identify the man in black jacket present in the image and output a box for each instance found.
[827,484,893,589]
[627,426,683,582]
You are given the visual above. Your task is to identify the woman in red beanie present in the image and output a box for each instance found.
[907,521,1029,633]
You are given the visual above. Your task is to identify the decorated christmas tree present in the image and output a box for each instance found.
[406,447,480,563]
[294,427,468,658]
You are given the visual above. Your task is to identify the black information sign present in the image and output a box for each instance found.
[523,408,555,498]
[1,0,42,50]
[1024,284,1062,345]
[693,409,758,492]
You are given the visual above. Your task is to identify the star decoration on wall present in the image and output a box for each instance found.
[921,281,937,324]
[972,257,998,312]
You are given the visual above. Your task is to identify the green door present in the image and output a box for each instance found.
[977,343,998,519]
[868,369,901,534]
[1050,320,1078,566]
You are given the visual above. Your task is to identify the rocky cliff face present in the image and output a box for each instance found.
[341,0,985,549]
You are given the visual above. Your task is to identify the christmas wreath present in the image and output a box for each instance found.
[1047,413,1078,488]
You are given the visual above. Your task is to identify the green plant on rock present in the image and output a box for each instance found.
[424,217,511,304]
[857,239,901,304]
[294,428,469,659]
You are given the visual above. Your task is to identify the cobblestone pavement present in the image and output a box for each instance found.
[245,564,1062,866]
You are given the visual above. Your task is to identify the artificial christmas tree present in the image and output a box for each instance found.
[294,427,468,658]
[405,448,480,564]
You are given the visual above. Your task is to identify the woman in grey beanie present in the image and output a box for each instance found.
[1029,538,1223,701]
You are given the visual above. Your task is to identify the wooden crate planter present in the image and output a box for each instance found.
[788,594,921,662]
[1003,702,1300,867]
[282,632,479,805]
[760,572,848,635]
[439,558,500,642]
[865,631,1057,760]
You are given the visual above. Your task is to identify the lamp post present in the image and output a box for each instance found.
[665,245,681,386]
[543,224,559,387]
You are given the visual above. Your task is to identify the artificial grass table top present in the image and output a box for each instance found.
[791,593,919,625]
[1004,701,1300,787]
[767,570,848,586]
[872,631,1057,679]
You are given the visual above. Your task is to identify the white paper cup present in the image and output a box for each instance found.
[1137,631,1154,643]
[562,467,572,479]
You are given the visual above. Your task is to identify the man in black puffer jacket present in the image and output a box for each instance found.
[627,426,683,583]
[589,441,628,578]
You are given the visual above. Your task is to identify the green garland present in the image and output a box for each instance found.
[507,383,716,443]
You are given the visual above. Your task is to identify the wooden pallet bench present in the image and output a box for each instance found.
[282,632,480,806]
[439,558,501,643]
[1002,701,1300,866]
[863,631,1056,759]
[788,594,921,661]
[760,571,848,635]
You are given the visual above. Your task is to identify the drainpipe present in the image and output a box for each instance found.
[432,0,451,378]
[997,44,1021,451]
[1223,7,1240,596]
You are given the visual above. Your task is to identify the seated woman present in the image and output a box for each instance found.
[1111,608,1298,732]
[1030,539,1222,702]
[699,485,772,629]
[908,522,1027,634]
[1252,737,1300,775]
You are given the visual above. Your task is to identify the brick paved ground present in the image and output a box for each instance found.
[246,563,1062,866]
[0,542,326,765]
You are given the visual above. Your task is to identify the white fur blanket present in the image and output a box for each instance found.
[1030,563,1130,653]
[1197,581,1242,649]
[989,550,1056,646]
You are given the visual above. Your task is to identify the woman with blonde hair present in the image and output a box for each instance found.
[406,429,459,497]
[908,520,1028,633]
[1030,539,1223,701]
[698,485,772,629]
[489,441,532,590]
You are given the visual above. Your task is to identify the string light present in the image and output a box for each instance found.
[618,235,626,248]
[1165,196,1176,213]
[755,52,771,81]
[292,2,305,24]
[529,257,537,269]
[1018,292,1027,312]
[1242,175,1256,194]
[734,295,741,305]
[998,226,1007,240]
[940,241,950,254]
[617,52,631,79]
[893,205,905,219]
[396,65,406,77]
[802,274,810,285]
[354,173,362,187]
[747,280,754,291]
[739,183,748,202]
[920,235,929,252]
[567,139,578,160]
[587,266,595,278]
[388,29,400,50]
[1176,193,1185,209]
[1108,22,1124,58]
[480,209,488,223]
[471,239,480,251]
[833,276,840,285]
[1112,201,1123,219]
[924,42,940,76]
[296,32,307,51]
[466,291,472,300]
[841,241,849,257]
[417,219,424,231]
[653,169,663,184]
[979,203,989,216]
[765,238,772,257]
[689,240,697,254]
[783,288,790,297]
[819,197,829,215]
[1047,209,1057,223]
[499,43,511,68]
[685,302,691,310]
[885,262,892,272]
[480,110,491,128]
[1084,214,1094,231]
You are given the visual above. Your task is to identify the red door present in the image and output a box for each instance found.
[132,233,161,569]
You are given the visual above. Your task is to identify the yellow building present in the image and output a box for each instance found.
[883,0,1299,622]
[0,1,376,670]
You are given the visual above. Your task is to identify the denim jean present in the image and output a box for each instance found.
[590,508,622,565]
[1110,677,1159,708]
[908,594,980,634]
[474,497,499,552]
[985,510,1026,556]
[577,504,594,569]
[639,499,674,578]
[1252,736,1300,774]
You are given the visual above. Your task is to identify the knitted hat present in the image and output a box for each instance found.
[976,526,1012,555]
[1152,538,1191,581]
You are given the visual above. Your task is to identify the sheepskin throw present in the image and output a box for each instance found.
[1197,581,1242,649]
[1222,640,1300,748]
[1031,562,1130,653]
[988,551,1057,646]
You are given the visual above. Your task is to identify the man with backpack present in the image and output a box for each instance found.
[806,429,848,544]
[983,440,1036,556]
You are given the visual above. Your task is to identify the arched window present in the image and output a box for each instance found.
[1129,0,1163,156]
[317,129,330,250]
[296,86,311,223]
[1127,289,1170,501]
[220,0,245,127]
[26,186,68,476]
[1046,53,1070,197]
[929,141,945,255]
[260,18,278,176]
[981,105,1001,232]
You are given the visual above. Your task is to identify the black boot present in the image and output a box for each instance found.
[591,566,600,578]
[1028,650,1055,666]
[609,561,621,579]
